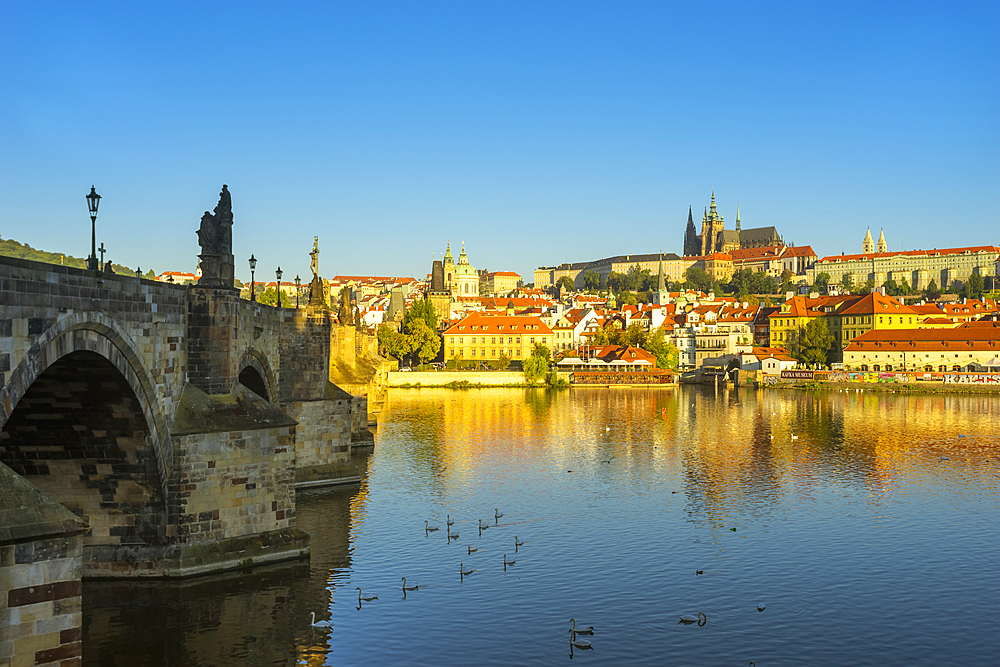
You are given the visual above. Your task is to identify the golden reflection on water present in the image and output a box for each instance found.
[84,387,1000,666]
[377,386,1000,525]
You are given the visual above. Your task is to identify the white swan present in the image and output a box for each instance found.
[495,509,504,520]
[447,514,455,526]
[503,554,515,566]
[570,634,593,649]
[468,546,478,554]
[356,587,378,602]
[448,529,459,539]
[425,520,440,532]
[401,577,419,591]
[459,563,474,576]
[478,519,489,531]
[309,611,332,628]
[678,612,706,624]
[515,536,524,547]
[570,618,594,635]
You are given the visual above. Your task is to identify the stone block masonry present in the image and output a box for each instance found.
[0,462,88,667]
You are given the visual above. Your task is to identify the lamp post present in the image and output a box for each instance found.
[249,255,257,302]
[86,186,101,270]
[275,267,283,307]
[294,275,301,309]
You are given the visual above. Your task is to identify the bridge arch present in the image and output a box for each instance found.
[237,348,278,403]
[0,313,168,546]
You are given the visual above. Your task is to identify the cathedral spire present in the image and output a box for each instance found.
[657,252,665,292]
[863,227,874,254]
[877,228,887,254]
[736,202,741,232]
[445,240,453,259]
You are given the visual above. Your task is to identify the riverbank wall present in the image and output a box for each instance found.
[755,370,1000,393]
[388,370,528,387]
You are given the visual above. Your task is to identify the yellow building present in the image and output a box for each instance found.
[443,313,554,361]
[770,292,929,361]
[480,271,522,295]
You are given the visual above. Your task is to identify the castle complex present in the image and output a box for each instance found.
[683,191,782,256]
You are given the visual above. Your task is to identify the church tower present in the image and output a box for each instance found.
[701,190,725,255]
[443,240,455,290]
[877,229,887,254]
[683,205,700,256]
[862,228,875,254]
[735,203,741,232]
[653,252,669,305]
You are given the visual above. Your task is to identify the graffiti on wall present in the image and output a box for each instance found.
[944,374,1000,385]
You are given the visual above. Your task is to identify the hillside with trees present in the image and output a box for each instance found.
[0,237,139,275]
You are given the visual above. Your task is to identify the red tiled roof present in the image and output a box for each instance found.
[845,321,1000,351]
[443,313,553,335]
[817,246,1000,263]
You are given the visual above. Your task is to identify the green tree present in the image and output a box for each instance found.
[523,342,552,384]
[778,269,795,294]
[144,269,156,280]
[404,317,440,364]
[622,322,647,347]
[645,329,679,369]
[403,298,438,331]
[258,286,291,307]
[962,273,984,300]
[606,271,628,294]
[863,278,875,293]
[495,352,511,370]
[583,271,601,292]
[794,318,834,367]
[841,273,855,294]
[684,266,713,292]
[925,278,941,300]
[882,278,899,296]
[812,272,832,293]
[377,324,410,362]
[556,276,576,292]
[620,291,638,305]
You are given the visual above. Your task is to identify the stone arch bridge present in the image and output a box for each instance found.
[0,255,375,578]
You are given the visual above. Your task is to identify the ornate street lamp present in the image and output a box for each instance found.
[294,275,301,309]
[249,254,257,302]
[275,267,283,307]
[86,186,101,270]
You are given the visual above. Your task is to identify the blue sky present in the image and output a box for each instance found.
[1,1,997,283]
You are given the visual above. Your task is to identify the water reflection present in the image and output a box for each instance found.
[83,388,1000,666]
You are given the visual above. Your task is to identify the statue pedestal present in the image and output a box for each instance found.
[197,254,235,289]
[309,276,325,306]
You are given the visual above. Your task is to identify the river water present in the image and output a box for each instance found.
[83,386,1000,666]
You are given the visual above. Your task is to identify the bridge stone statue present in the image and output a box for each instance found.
[197,185,235,288]
[338,286,353,325]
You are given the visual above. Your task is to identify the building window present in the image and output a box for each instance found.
[516,349,521,357]
[492,337,496,344]
[471,349,476,357]
[459,337,463,344]
[481,337,486,344]
[481,349,486,357]
[491,349,496,357]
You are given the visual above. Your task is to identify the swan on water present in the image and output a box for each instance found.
[356,587,378,602]
[515,536,524,548]
[503,554,515,566]
[401,577,419,591]
[678,612,707,624]
[570,634,593,649]
[468,546,479,554]
[309,612,332,628]
[495,509,504,520]
[447,514,455,526]
[425,520,440,532]
[448,530,459,539]
[459,563,474,576]
[570,619,594,635]
[601,456,614,463]
[757,603,765,612]
[478,519,489,531]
